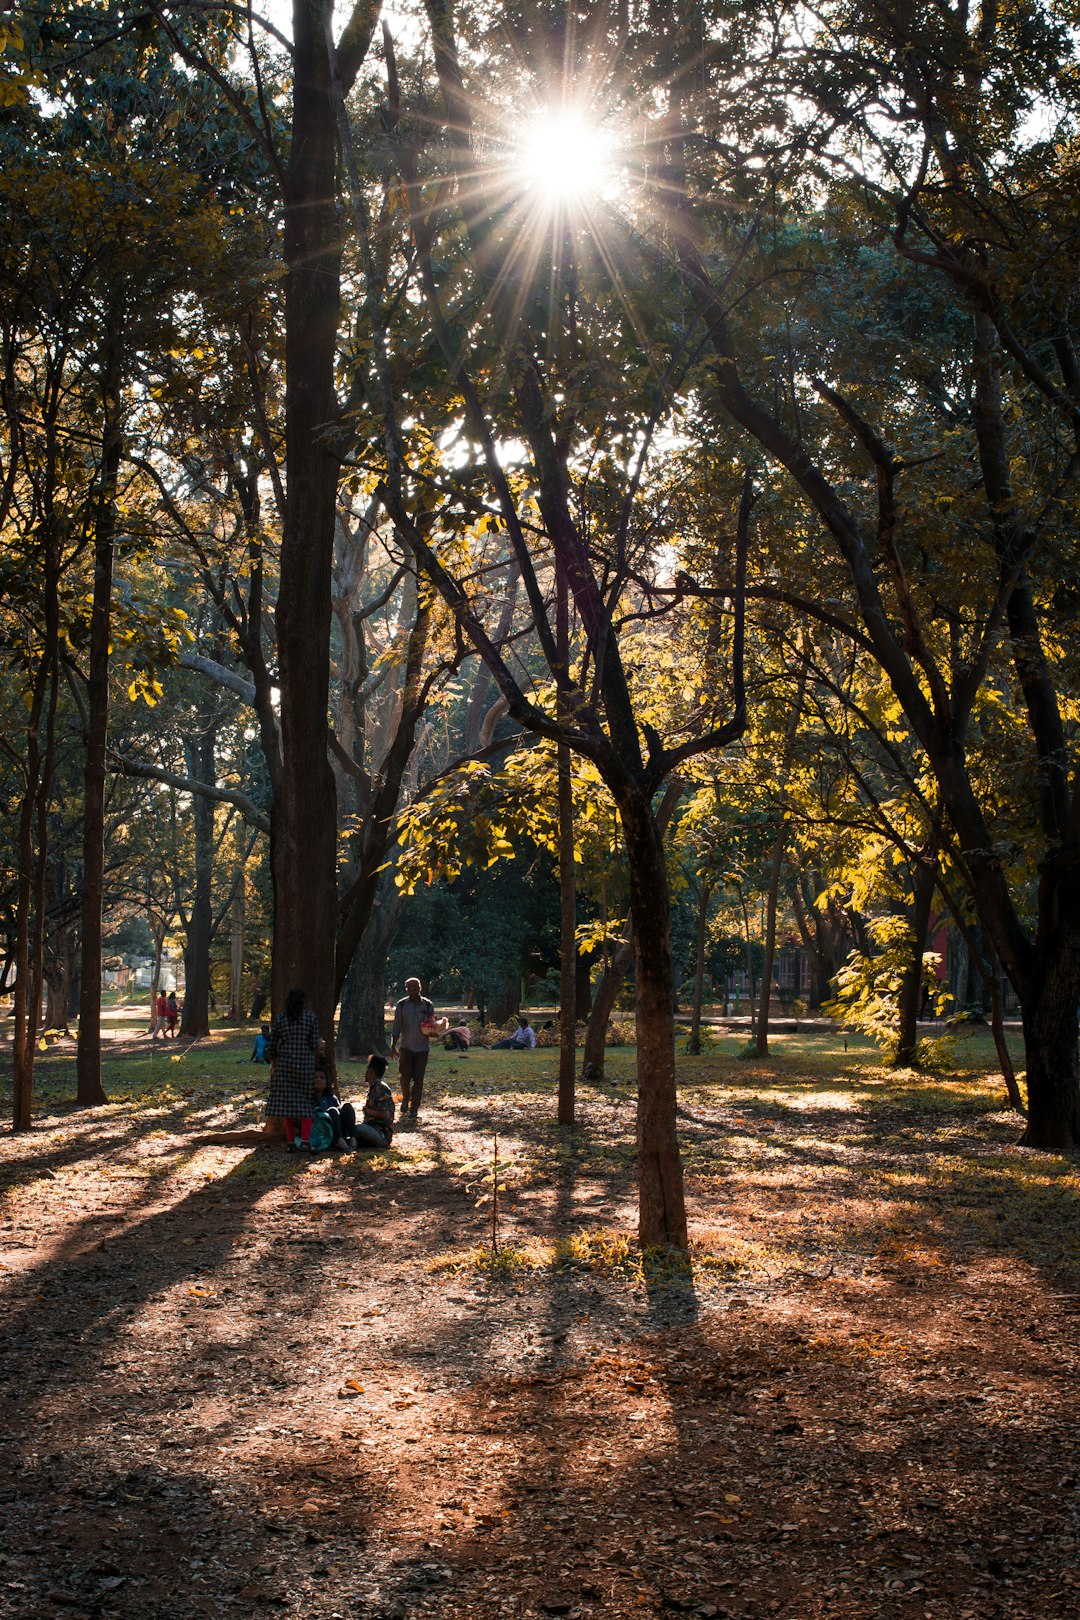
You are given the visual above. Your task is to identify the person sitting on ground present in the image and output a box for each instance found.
[313,1062,357,1152]
[251,1022,271,1062]
[444,1023,471,1052]
[348,1054,395,1151]
[492,1013,537,1051]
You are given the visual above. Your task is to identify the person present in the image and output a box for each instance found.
[348,1054,395,1150]
[390,977,437,1124]
[444,1023,471,1052]
[267,987,320,1150]
[149,990,168,1042]
[251,1022,271,1062]
[312,1064,356,1152]
[166,991,179,1038]
[492,1014,537,1051]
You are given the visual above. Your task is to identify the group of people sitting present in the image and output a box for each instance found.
[261,977,543,1154]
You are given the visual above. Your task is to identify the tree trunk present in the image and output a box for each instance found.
[574,947,592,1021]
[272,0,343,1050]
[229,882,244,1021]
[12,554,60,1130]
[756,663,806,1056]
[582,927,634,1082]
[755,841,785,1057]
[1018,903,1080,1148]
[893,838,940,1068]
[738,889,756,1028]
[76,321,121,1107]
[337,899,397,1058]
[687,880,712,1056]
[556,564,579,1131]
[180,723,216,1038]
[618,790,687,1249]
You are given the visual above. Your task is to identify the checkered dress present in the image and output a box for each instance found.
[266,1008,320,1119]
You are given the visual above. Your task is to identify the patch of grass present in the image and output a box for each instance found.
[426,1227,753,1284]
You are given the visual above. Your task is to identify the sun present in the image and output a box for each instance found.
[516,108,615,208]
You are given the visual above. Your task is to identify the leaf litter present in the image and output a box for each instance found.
[0,1036,1078,1616]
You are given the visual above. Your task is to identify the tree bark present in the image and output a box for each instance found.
[756,662,807,1055]
[1018,901,1080,1148]
[76,315,122,1106]
[687,880,712,1056]
[618,788,688,1249]
[893,834,941,1068]
[180,721,216,1038]
[582,927,634,1082]
[229,881,244,1021]
[272,0,346,1047]
[557,737,577,1124]
[337,896,398,1058]
[556,559,576,1125]
[574,948,592,1021]
[12,547,60,1130]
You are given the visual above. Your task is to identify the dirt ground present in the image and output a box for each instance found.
[1,1030,1078,1618]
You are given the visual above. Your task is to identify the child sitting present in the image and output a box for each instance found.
[313,1064,355,1152]
[349,1054,395,1151]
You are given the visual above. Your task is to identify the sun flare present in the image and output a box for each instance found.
[517,109,615,207]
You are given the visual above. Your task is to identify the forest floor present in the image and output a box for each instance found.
[1,1022,1078,1619]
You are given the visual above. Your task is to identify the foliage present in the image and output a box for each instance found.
[824,915,953,1063]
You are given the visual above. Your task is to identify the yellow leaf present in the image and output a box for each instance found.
[346,1379,364,1393]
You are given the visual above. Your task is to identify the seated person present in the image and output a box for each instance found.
[251,1022,272,1062]
[492,1014,537,1051]
[444,1023,471,1052]
[348,1054,395,1151]
[313,1063,355,1151]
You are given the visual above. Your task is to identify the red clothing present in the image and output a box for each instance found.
[156,993,167,1018]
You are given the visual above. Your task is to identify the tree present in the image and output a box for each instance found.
[654,0,1080,1144]
[337,2,751,1243]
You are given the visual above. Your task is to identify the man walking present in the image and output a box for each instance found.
[390,977,438,1124]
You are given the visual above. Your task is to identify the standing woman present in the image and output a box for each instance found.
[268,987,320,1150]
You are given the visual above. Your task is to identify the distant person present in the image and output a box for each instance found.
[390,977,437,1124]
[349,1054,396,1150]
[492,1014,537,1051]
[251,1022,271,1062]
[444,1023,471,1052]
[150,990,168,1042]
[166,991,179,1038]
[268,987,320,1150]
